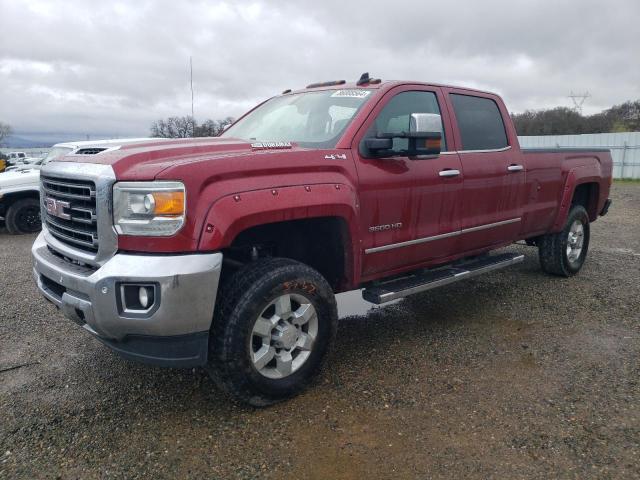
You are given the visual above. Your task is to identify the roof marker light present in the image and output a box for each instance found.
[306,80,346,89]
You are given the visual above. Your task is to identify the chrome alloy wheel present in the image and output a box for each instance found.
[566,219,585,263]
[250,293,318,379]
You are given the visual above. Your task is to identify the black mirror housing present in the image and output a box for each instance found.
[364,137,393,152]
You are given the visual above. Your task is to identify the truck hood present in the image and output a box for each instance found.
[50,137,289,180]
[0,169,40,191]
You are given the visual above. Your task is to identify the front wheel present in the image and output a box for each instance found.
[5,198,42,234]
[538,205,590,277]
[207,258,338,406]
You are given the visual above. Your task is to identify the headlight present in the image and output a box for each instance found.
[113,181,186,236]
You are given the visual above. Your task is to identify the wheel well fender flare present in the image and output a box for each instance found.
[198,183,362,284]
[551,166,602,232]
[0,189,40,208]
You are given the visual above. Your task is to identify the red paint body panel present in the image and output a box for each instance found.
[55,81,613,291]
[442,87,527,252]
[349,84,464,276]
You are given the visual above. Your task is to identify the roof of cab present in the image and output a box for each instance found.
[286,79,498,97]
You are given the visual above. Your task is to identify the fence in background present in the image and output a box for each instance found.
[518,132,640,179]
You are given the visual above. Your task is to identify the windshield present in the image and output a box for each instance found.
[44,146,73,163]
[221,89,373,148]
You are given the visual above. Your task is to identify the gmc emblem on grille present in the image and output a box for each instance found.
[45,197,71,220]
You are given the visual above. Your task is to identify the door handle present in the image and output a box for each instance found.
[439,169,461,177]
[507,164,524,172]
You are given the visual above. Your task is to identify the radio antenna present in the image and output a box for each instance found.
[190,56,194,119]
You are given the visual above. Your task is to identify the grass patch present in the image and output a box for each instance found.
[614,178,640,183]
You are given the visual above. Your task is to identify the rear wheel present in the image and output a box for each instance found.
[207,257,338,406]
[538,205,590,277]
[5,198,41,234]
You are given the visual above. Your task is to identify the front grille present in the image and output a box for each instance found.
[41,176,99,253]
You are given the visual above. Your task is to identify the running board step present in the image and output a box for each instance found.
[362,252,525,304]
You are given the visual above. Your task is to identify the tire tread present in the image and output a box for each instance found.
[538,205,589,277]
[5,198,41,235]
[207,257,337,406]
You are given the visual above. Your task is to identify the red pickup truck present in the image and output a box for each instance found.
[32,74,613,405]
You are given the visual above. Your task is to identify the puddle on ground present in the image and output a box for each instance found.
[336,289,402,318]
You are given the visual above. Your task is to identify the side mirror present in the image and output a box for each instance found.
[406,113,442,156]
[362,113,443,158]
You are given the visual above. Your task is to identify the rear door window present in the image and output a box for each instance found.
[450,94,508,151]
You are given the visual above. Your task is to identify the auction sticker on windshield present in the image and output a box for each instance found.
[331,90,371,98]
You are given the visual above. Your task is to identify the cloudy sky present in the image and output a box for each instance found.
[1,0,639,139]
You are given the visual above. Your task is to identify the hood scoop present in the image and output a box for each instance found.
[75,148,108,155]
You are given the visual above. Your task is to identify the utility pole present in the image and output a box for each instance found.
[568,91,590,115]
[190,56,194,119]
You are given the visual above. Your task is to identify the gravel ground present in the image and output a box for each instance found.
[1,183,639,479]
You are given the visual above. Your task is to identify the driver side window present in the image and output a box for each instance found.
[372,91,446,153]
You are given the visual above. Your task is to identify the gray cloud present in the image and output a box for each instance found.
[1,0,638,137]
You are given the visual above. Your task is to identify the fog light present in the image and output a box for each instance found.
[139,286,150,308]
[119,283,156,313]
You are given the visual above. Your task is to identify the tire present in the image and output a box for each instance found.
[207,257,338,406]
[538,205,590,277]
[5,198,42,234]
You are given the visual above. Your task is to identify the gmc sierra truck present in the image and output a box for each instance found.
[31,74,613,406]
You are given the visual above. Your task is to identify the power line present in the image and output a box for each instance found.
[568,91,590,115]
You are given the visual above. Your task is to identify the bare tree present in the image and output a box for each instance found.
[194,117,235,137]
[151,116,234,138]
[217,116,234,134]
[194,119,218,137]
[150,116,196,138]
[0,121,13,146]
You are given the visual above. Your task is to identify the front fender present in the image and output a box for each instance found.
[0,185,40,196]
[198,183,360,252]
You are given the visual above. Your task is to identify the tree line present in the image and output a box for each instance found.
[150,116,234,138]
[511,100,640,136]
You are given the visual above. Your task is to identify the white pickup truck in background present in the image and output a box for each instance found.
[0,139,159,234]
[6,152,29,166]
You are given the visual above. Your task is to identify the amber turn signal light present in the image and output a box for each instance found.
[425,138,441,150]
[152,191,185,216]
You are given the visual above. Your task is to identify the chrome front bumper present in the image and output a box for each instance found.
[32,232,223,367]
